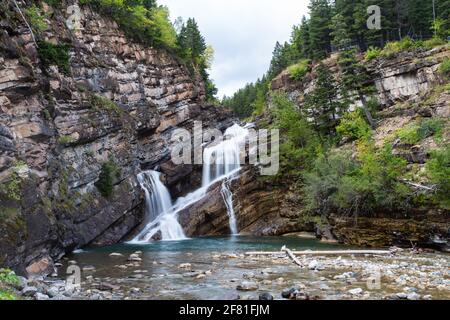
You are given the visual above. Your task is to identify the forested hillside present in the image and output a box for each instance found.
[223,0,450,117]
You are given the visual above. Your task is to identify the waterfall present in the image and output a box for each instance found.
[220,177,238,235]
[132,123,249,243]
[202,124,248,234]
[132,171,186,242]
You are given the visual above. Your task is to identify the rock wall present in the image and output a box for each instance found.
[0,1,232,274]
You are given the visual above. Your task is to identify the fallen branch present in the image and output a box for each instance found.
[246,249,392,256]
[281,245,303,267]
[400,179,436,192]
[11,0,38,47]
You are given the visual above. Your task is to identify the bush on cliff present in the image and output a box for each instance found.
[80,0,177,49]
[304,141,409,216]
[426,146,450,209]
[37,41,71,75]
[95,159,121,198]
[336,110,372,141]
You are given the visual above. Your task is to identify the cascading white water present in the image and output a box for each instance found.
[132,171,186,242]
[132,123,249,242]
[220,177,238,235]
[202,124,249,234]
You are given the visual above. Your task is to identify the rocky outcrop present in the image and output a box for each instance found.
[179,166,307,237]
[0,1,232,275]
[271,46,450,109]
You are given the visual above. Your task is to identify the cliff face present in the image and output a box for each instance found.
[0,1,232,275]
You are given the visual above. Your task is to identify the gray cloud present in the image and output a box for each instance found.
[159,0,309,97]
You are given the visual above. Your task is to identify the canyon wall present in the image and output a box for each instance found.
[0,1,232,275]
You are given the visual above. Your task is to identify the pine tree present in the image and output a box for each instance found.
[308,0,332,60]
[330,13,352,48]
[177,18,207,61]
[304,63,342,135]
[338,50,376,128]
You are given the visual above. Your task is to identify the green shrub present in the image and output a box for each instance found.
[395,118,444,145]
[0,173,21,202]
[0,290,17,300]
[270,93,321,177]
[288,59,311,81]
[423,37,447,49]
[426,146,450,209]
[95,160,121,198]
[336,110,372,141]
[304,141,408,216]
[90,94,122,114]
[439,58,450,77]
[57,135,74,145]
[0,269,20,287]
[81,0,177,49]
[37,41,71,75]
[365,46,382,61]
[381,37,415,58]
[25,4,47,33]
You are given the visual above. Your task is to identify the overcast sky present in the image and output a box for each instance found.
[159,0,310,97]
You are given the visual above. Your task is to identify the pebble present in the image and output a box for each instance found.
[178,263,192,269]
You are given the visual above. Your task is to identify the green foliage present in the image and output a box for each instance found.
[57,135,74,145]
[0,290,17,300]
[423,37,448,49]
[395,118,444,145]
[365,46,382,61]
[81,0,177,50]
[25,4,47,33]
[336,110,372,141]
[90,94,122,113]
[176,18,217,101]
[0,269,20,287]
[95,159,121,198]
[426,146,450,209]
[439,58,450,77]
[37,41,71,75]
[222,76,269,119]
[304,62,342,135]
[0,173,21,202]
[380,37,417,58]
[304,141,409,216]
[270,93,321,177]
[288,59,311,81]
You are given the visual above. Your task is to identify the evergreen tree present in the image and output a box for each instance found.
[308,0,332,60]
[304,63,342,135]
[338,50,376,129]
[177,18,207,61]
[330,13,352,48]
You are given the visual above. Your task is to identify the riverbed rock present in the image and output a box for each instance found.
[259,293,274,300]
[348,288,363,295]
[236,281,259,291]
[22,286,38,297]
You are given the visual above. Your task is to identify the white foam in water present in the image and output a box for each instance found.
[132,124,249,242]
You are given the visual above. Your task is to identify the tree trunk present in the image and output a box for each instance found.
[358,91,376,129]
